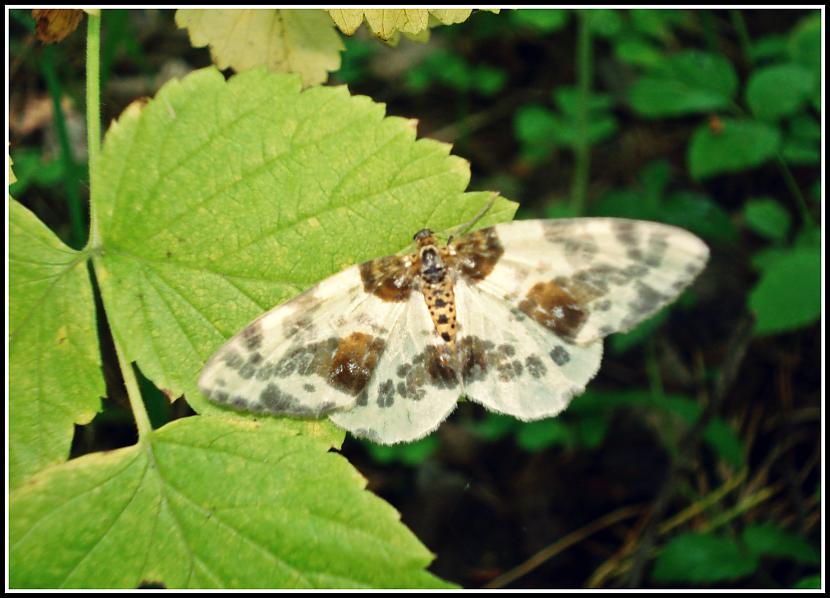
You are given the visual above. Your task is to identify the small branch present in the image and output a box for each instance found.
[623,313,755,587]
[570,11,593,216]
[483,503,645,589]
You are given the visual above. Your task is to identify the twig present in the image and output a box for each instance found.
[483,503,645,589]
[623,313,755,587]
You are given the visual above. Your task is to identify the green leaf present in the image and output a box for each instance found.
[175,9,344,87]
[781,136,820,165]
[794,575,822,589]
[750,34,788,64]
[516,419,573,452]
[630,9,689,42]
[553,87,614,115]
[788,12,821,71]
[8,148,65,195]
[467,412,521,441]
[746,63,815,121]
[609,308,669,353]
[662,191,739,243]
[742,523,820,565]
[9,200,104,489]
[629,51,738,117]
[514,104,560,161]
[652,532,759,583]
[749,247,821,335]
[743,197,791,242]
[363,435,439,466]
[702,419,743,468]
[614,38,664,69]
[472,65,507,96]
[509,8,569,33]
[585,9,623,38]
[9,417,454,588]
[93,66,516,429]
[688,119,780,180]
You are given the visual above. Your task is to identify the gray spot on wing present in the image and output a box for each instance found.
[259,383,332,417]
[549,345,571,366]
[242,322,264,351]
[377,379,395,408]
[525,355,547,378]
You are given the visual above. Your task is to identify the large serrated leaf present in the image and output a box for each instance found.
[8,200,104,489]
[329,8,476,39]
[93,65,515,423]
[9,416,456,589]
[176,9,344,87]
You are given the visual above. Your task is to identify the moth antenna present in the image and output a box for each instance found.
[446,193,499,242]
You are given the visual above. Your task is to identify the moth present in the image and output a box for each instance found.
[199,218,709,444]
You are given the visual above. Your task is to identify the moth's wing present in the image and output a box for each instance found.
[455,277,603,420]
[198,261,410,418]
[456,219,709,346]
[329,290,462,445]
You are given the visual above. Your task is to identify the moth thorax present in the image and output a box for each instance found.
[420,246,446,284]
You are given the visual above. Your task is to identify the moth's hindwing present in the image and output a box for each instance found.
[454,277,603,420]
[329,290,462,444]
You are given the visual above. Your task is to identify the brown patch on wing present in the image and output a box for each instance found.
[328,332,386,395]
[359,255,416,302]
[518,280,589,339]
[450,227,504,282]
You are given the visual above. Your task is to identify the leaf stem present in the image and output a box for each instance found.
[729,9,754,67]
[113,328,154,441]
[39,45,85,249]
[570,11,593,216]
[86,11,102,250]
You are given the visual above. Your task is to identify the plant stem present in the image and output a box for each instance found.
[775,155,814,229]
[84,11,152,439]
[570,11,593,216]
[729,10,754,67]
[86,11,102,249]
[40,45,86,249]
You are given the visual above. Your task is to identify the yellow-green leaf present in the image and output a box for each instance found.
[175,9,343,87]
[92,65,516,429]
[329,8,477,40]
[10,417,456,588]
[8,200,104,488]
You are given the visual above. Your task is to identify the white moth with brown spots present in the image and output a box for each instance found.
[199,218,709,444]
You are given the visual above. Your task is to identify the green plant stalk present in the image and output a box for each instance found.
[40,46,85,249]
[729,10,754,66]
[86,11,102,249]
[775,155,814,229]
[570,11,593,216]
[85,12,152,439]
